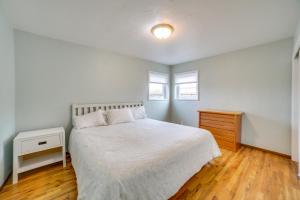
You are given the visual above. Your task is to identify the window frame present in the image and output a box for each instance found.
[174,70,199,101]
[148,71,169,101]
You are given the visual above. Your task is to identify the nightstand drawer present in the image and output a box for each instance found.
[20,134,61,155]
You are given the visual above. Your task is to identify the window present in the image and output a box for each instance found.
[175,71,198,100]
[149,71,169,100]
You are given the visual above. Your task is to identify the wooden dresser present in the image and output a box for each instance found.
[198,109,243,152]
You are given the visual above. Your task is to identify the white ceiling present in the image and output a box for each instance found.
[2,0,300,65]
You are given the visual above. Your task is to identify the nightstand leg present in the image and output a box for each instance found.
[62,148,66,168]
[13,171,18,184]
[13,142,19,184]
[63,156,66,168]
[62,131,66,168]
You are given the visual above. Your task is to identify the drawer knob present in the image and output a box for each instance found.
[38,141,47,145]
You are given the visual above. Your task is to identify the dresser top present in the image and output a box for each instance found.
[198,109,243,115]
[14,127,65,140]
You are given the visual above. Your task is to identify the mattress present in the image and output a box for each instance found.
[69,118,221,200]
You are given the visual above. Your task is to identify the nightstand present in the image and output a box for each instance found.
[13,127,66,184]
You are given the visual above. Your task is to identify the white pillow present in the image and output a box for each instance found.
[106,108,135,125]
[73,110,107,129]
[131,106,147,119]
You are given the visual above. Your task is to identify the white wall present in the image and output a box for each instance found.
[171,38,293,155]
[14,30,170,145]
[0,4,15,186]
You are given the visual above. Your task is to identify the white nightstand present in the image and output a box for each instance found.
[13,127,66,184]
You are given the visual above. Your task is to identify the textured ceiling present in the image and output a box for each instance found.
[2,0,300,65]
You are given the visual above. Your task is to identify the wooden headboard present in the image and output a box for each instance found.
[72,102,143,119]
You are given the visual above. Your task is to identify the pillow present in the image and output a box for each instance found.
[106,108,135,125]
[73,110,107,129]
[131,106,147,119]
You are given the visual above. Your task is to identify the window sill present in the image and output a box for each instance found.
[174,99,199,101]
[148,99,169,101]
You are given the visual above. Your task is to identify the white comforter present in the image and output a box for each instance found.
[69,119,221,200]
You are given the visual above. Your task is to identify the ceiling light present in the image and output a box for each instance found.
[151,24,174,39]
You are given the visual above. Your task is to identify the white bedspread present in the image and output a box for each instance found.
[69,119,221,200]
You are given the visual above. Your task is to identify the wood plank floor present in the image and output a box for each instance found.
[0,146,299,200]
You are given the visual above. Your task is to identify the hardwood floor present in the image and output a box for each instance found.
[0,146,299,200]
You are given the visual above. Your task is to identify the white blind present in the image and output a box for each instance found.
[175,71,198,84]
[149,72,168,84]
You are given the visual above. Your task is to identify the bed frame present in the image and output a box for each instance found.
[72,102,144,119]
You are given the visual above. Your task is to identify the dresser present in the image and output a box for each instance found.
[198,109,243,152]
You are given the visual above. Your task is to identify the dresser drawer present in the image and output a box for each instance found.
[215,138,237,151]
[200,112,235,120]
[200,119,236,131]
[200,113,236,125]
[20,134,61,155]
[200,126,235,142]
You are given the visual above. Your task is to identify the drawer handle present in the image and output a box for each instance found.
[38,141,47,145]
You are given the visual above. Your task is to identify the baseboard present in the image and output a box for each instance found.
[241,143,291,159]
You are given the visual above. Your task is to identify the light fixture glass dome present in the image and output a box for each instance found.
[151,24,174,39]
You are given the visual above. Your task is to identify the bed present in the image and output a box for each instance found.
[69,102,221,200]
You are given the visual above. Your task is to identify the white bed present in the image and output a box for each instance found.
[69,103,221,200]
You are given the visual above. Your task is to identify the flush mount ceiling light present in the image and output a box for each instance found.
[151,24,174,39]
